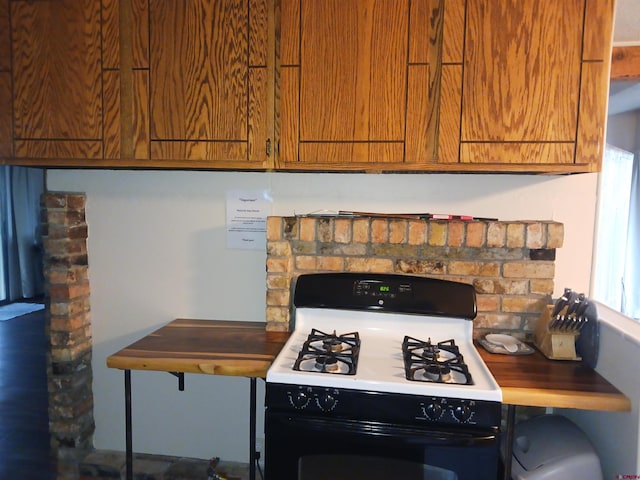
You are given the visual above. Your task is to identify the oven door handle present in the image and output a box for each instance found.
[281,415,498,447]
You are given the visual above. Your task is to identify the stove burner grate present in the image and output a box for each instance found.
[293,329,360,375]
[402,336,474,385]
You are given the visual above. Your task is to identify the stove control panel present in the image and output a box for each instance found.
[286,386,340,412]
[267,383,501,430]
[293,273,477,319]
[353,279,412,300]
[420,398,476,423]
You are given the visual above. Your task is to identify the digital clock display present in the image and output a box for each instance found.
[379,285,390,292]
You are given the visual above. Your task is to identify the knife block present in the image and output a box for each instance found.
[534,305,581,361]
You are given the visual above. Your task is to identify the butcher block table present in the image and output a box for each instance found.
[106,319,290,480]
[477,344,631,480]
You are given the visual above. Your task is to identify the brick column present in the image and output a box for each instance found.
[42,192,94,480]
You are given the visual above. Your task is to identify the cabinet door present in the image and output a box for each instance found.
[278,0,443,171]
[0,0,10,159]
[148,0,272,168]
[11,0,103,160]
[459,0,613,171]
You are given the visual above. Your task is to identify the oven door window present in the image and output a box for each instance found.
[300,455,457,480]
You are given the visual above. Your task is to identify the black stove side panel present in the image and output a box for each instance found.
[293,273,477,319]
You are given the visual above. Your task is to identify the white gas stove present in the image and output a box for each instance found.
[266,273,502,419]
[265,273,503,480]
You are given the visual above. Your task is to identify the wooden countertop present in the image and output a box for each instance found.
[107,319,629,412]
[477,343,631,411]
[106,319,290,378]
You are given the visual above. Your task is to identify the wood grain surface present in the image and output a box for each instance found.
[11,0,102,152]
[478,344,630,411]
[107,319,290,378]
[107,318,629,412]
[149,0,248,142]
[279,0,443,167]
[611,46,640,80]
[462,0,581,143]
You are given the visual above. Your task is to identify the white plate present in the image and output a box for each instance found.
[485,334,520,353]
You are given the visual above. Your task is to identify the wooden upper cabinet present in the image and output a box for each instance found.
[457,0,614,172]
[1,0,614,172]
[145,0,273,168]
[3,0,273,168]
[10,0,103,161]
[277,0,444,171]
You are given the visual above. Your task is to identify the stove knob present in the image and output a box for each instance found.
[316,392,337,412]
[289,390,310,409]
[423,403,444,420]
[453,404,473,423]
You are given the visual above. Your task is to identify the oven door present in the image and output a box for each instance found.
[265,412,500,480]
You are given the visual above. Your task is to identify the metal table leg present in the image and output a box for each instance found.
[502,404,516,480]
[122,372,257,480]
[249,377,257,480]
[125,369,133,480]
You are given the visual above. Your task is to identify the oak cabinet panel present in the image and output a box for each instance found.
[11,0,103,160]
[278,0,443,170]
[457,0,613,170]
[147,0,272,167]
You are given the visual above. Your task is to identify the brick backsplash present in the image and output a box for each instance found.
[266,216,563,339]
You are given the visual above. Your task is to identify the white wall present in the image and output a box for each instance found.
[607,111,640,153]
[561,303,640,477]
[46,170,600,462]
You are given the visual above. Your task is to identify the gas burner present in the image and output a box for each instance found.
[402,336,473,385]
[315,355,339,372]
[293,329,360,375]
[424,363,452,382]
[323,337,345,352]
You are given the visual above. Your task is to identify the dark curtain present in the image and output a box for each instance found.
[0,166,45,303]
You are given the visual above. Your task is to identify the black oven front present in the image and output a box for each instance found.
[265,383,501,480]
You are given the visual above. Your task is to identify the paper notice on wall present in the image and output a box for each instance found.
[226,190,272,250]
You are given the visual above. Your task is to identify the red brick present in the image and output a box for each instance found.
[49,283,90,301]
[487,222,506,247]
[389,220,407,244]
[371,219,388,243]
[266,257,290,273]
[266,217,282,241]
[428,222,447,246]
[352,219,370,243]
[506,223,525,248]
[547,223,564,248]
[466,222,485,247]
[334,219,352,243]
[526,223,544,248]
[266,289,289,306]
[447,221,464,247]
[408,221,426,245]
[299,217,316,241]
[345,257,394,272]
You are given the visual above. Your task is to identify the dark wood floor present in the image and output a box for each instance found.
[0,307,54,479]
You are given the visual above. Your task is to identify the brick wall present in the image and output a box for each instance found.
[42,192,94,480]
[266,216,563,337]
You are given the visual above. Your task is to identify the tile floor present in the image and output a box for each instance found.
[0,306,54,479]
